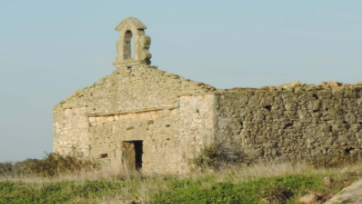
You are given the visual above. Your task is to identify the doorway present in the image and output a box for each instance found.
[122,140,143,170]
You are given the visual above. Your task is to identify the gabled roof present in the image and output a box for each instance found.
[115,17,147,31]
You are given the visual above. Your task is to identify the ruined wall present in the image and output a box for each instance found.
[215,82,362,165]
[53,66,216,174]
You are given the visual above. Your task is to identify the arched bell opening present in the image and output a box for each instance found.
[113,18,155,69]
[124,30,134,60]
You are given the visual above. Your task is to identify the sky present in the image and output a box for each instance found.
[0,0,362,162]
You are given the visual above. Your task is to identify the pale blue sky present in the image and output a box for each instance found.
[1,1,361,162]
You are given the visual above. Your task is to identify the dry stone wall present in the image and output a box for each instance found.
[214,82,362,165]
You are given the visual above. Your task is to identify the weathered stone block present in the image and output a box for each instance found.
[284,111,297,119]
[345,112,356,124]
[313,100,321,111]
[271,110,283,119]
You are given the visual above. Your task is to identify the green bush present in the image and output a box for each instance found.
[26,152,98,177]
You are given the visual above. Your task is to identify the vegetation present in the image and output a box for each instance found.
[0,162,12,175]
[152,174,350,203]
[0,165,360,203]
[0,153,98,177]
[26,152,98,177]
[0,149,361,203]
[189,145,226,170]
[11,158,39,174]
[0,180,129,204]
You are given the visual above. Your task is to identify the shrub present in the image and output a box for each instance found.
[12,158,39,175]
[189,145,226,170]
[26,152,98,177]
[0,162,13,175]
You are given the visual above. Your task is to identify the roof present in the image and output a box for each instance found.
[115,17,147,31]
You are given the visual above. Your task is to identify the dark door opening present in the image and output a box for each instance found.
[122,140,143,170]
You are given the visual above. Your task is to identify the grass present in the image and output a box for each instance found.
[152,174,348,203]
[0,160,361,203]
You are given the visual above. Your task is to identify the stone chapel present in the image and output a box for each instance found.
[54,17,362,174]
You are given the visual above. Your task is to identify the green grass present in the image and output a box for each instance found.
[0,170,358,204]
[0,178,144,204]
[0,180,117,203]
[1,148,361,203]
[1,158,362,203]
[152,174,348,204]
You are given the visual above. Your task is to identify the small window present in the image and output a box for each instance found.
[125,30,133,59]
[101,153,108,158]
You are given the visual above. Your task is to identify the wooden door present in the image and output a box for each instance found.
[122,142,136,170]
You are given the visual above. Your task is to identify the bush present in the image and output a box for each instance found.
[189,145,226,170]
[0,162,13,175]
[12,158,39,175]
[26,152,98,177]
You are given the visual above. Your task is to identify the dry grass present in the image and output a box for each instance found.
[1,160,361,203]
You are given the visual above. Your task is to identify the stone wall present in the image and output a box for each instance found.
[53,107,89,157]
[56,67,215,116]
[53,66,216,174]
[88,109,182,174]
[179,95,216,171]
[215,82,362,165]
[54,63,362,173]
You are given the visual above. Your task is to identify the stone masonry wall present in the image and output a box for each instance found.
[53,107,90,157]
[54,62,362,173]
[215,82,362,165]
[178,95,216,172]
[53,66,216,174]
[57,67,215,116]
[87,109,179,174]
